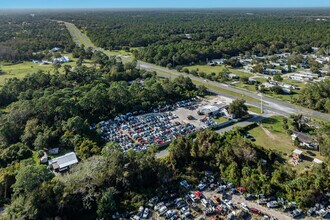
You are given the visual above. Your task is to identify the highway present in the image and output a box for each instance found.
[64,21,330,121]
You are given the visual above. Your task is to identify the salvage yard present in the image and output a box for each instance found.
[94,97,233,152]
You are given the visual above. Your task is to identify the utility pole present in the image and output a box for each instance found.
[258,92,263,114]
[172,55,175,68]
[260,93,263,114]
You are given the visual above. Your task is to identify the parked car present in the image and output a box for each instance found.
[258,199,268,205]
[142,208,150,219]
[267,201,279,208]
[240,203,250,212]
[289,209,302,219]
[197,183,207,191]
[244,194,256,200]
[250,207,262,215]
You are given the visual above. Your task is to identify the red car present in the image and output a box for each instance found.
[250,207,262,215]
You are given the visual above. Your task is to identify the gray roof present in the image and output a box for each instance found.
[48,152,78,169]
[292,131,313,143]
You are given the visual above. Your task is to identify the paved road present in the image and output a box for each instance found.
[215,114,268,134]
[64,21,330,121]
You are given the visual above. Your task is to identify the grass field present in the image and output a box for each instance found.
[0,53,94,86]
[214,117,228,124]
[0,62,53,85]
[186,65,253,78]
[248,115,294,154]
[247,105,262,114]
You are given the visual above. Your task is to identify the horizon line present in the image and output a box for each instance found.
[1,6,330,10]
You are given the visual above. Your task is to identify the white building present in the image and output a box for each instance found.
[48,152,78,172]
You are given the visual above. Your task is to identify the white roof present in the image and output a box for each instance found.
[313,158,323,164]
[200,105,220,114]
[48,152,78,169]
[293,149,303,155]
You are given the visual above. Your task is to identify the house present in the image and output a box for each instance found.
[53,56,70,64]
[291,131,318,150]
[248,78,257,84]
[243,65,254,72]
[51,47,61,52]
[292,149,303,160]
[209,59,226,65]
[228,73,238,79]
[263,68,282,75]
[281,87,291,94]
[48,152,78,172]
[263,83,275,89]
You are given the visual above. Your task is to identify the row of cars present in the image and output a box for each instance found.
[244,193,330,219]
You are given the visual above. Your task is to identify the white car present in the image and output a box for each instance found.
[267,201,278,208]
[142,208,150,219]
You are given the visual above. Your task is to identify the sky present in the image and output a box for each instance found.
[0,0,329,9]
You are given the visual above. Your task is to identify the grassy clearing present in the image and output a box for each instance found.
[0,62,53,85]
[232,81,257,92]
[0,53,94,86]
[247,105,262,114]
[248,116,295,155]
[214,117,228,123]
[186,65,253,78]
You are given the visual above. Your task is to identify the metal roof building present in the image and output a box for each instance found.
[48,152,78,172]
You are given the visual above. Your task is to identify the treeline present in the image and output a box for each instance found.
[49,10,330,66]
[0,65,201,161]
[1,129,329,219]
[295,79,330,113]
[0,14,74,62]
[0,54,203,208]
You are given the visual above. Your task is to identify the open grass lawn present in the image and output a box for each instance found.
[186,65,253,78]
[214,117,228,124]
[248,115,296,155]
[0,62,53,85]
[232,81,257,92]
[247,105,262,114]
[0,53,94,86]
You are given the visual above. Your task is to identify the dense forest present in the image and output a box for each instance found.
[47,9,330,66]
[295,79,330,113]
[1,128,329,219]
[0,13,74,62]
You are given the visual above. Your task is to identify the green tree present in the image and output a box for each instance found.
[75,139,100,160]
[273,75,283,82]
[12,164,53,196]
[97,188,117,219]
[228,99,248,118]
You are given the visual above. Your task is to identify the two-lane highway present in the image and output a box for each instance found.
[64,21,330,121]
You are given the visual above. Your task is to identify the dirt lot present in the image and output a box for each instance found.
[172,96,232,128]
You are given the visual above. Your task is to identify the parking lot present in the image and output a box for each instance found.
[93,97,232,152]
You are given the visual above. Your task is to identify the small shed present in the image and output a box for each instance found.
[313,158,323,164]
[292,149,303,160]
